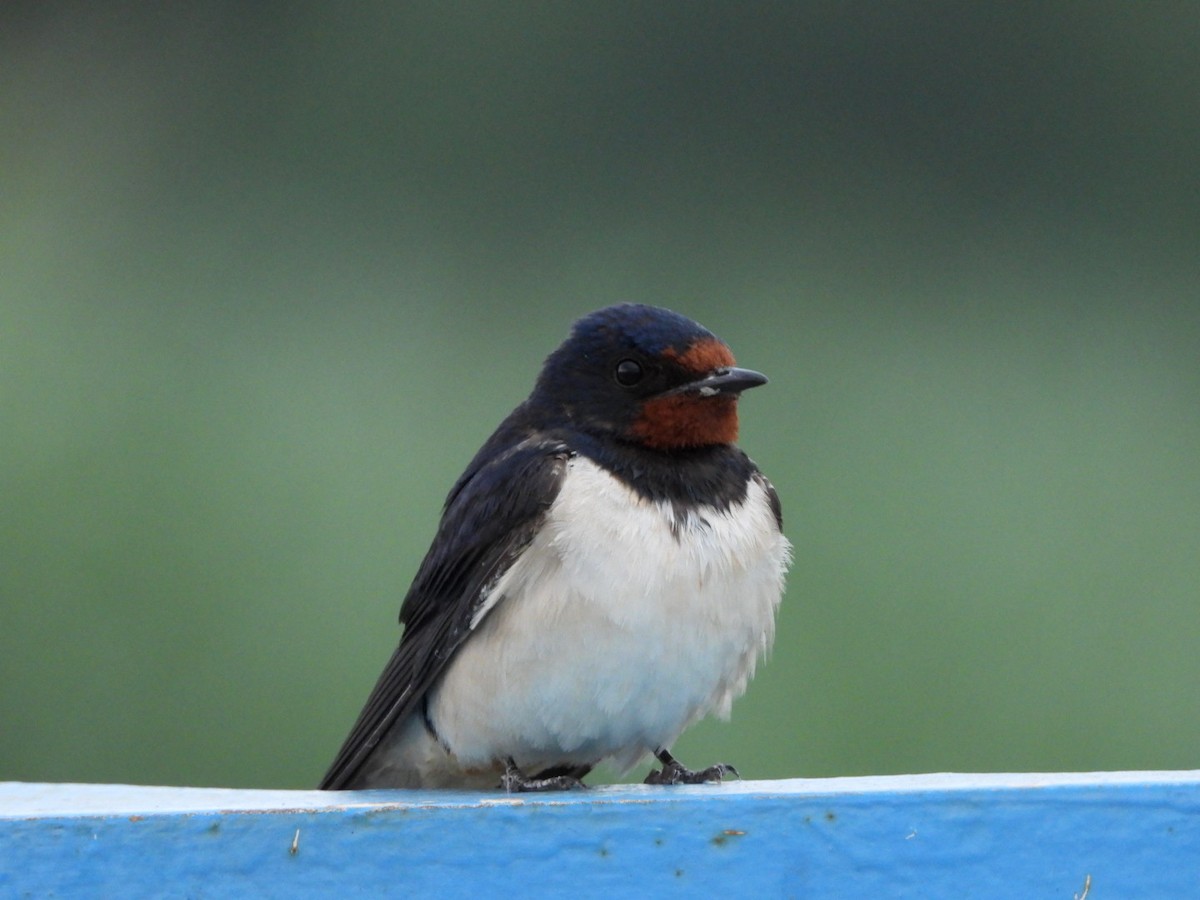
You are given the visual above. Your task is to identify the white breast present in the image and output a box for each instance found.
[427,455,792,774]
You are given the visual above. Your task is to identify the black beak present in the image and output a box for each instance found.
[670,366,769,397]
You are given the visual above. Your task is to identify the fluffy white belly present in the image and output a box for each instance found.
[427,455,791,774]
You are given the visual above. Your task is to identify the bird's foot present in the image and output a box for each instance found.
[644,748,739,785]
[500,758,589,793]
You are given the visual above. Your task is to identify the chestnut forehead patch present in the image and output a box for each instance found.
[664,337,736,375]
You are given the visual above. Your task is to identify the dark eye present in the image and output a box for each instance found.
[614,358,644,387]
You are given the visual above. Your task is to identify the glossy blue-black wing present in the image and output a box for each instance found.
[319,437,570,789]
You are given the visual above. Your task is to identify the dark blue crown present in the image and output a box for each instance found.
[567,303,716,357]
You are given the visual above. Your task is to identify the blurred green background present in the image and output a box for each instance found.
[3,4,1198,790]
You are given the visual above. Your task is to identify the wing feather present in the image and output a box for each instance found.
[319,437,570,789]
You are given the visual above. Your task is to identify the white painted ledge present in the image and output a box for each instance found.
[3,771,1199,897]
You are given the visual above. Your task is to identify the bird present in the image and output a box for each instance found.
[319,303,791,791]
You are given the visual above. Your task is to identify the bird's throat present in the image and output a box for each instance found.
[629,395,740,450]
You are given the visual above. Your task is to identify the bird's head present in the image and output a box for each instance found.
[531,304,768,451]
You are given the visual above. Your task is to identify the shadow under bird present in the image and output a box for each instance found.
[320,303,791,791]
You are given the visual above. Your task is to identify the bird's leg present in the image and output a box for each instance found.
[500,757,589,793]
[644,748,739,785]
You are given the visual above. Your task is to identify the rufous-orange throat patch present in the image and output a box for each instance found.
[630,338,740,450]
[632,394,739,449]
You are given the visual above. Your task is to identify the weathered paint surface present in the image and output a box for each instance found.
[2,772,1199,898]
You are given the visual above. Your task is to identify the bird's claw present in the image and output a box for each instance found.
[500,758,588,793]
[644,759,739,785]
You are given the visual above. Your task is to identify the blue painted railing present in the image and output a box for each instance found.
[3,772,1198,897]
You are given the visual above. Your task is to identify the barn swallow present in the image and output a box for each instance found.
[319,303,791,791]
